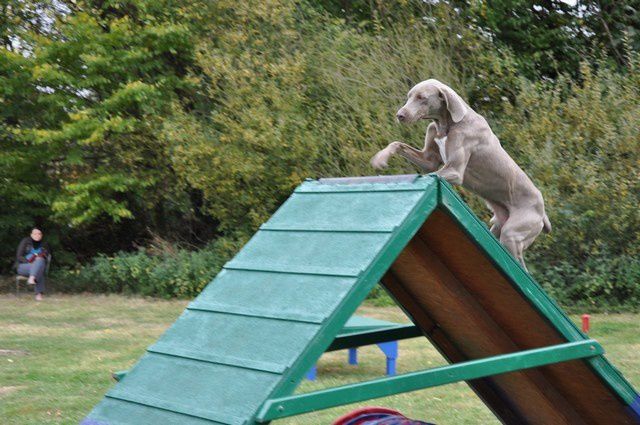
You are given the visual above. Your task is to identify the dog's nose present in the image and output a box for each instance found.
[396,111,406,122]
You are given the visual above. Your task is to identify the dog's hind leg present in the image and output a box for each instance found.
[499,235,526,270]
[499,210,544,272]
[486,201,508,239]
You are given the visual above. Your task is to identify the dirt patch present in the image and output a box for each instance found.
[0,385,26,398]
[0,349,30,356]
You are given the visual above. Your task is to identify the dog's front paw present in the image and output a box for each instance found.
[371,142,402,170]
[370,150,390,170]
[435,170,463,185]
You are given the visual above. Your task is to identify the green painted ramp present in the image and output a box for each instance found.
[83,175,640,425]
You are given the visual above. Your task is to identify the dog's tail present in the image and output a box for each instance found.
[542,214,552,234]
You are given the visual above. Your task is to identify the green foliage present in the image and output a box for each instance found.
[54,237,243,298]
[26,1,202,226]
[0,0,216,271]
[492,62,640,308]
[453,0,584,77]
[496,64,640,257]
[167,1,318,233]
[2,0,639,309]
[366,284,397,307]
[579,0,640,67]
[303,5,521,181]
[0,2,58,271]
[304,24,460,178]
[452,0,640,76]
[540,256,640,312]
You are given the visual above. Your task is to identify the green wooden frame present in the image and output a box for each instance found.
[84,174,639,425]
[251,176,638,423]
[256,340,603,421]
[437,180,639,405]
[248,179,441,423]
[111,324,422,383]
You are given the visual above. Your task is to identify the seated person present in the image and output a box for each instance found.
[16,227,51,301]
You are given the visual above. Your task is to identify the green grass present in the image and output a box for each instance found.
[0,295,638,424]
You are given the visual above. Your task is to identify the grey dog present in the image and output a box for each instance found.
[371,79,551,270]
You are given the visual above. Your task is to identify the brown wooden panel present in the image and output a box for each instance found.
[382,271,524,423]
[384,208,636,424]
[389,237,584,424]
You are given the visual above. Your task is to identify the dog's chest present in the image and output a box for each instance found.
[434,136,448,162]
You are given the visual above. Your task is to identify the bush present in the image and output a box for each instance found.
[491,61,640,310]
[53,237,243,298]
[539,255,640,312]
[8,2,638,310]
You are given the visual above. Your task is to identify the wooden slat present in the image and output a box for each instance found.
[417,209,636,424]
[389,235,585,424]
[381,270,525,423]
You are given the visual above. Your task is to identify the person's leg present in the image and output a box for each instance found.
[17,263,31,278]
[17,262,37,284]
[30,257,46,295]
[17,259,46,299]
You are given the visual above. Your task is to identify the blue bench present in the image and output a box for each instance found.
[306,315,421,380]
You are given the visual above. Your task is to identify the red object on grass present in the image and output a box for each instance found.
[332,407,405,425]
[582,314,590,333]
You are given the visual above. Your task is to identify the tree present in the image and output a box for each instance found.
[0,1,63,270]
[581,0,640,66]
[168,1,319,234]
[0,0,211,270]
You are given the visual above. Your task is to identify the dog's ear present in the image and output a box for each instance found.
[438,86,468,123]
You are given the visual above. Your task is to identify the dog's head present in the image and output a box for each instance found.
[396,79,468,124]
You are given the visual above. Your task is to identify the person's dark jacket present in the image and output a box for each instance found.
[15,238,51,270]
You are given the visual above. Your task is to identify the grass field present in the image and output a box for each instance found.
[1,294,638,424]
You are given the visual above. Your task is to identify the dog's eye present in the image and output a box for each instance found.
[416,94,423,100]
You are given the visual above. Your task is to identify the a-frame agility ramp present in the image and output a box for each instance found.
[83,174,640,425]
